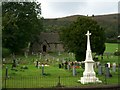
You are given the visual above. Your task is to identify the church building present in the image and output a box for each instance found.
[30,32,64,53]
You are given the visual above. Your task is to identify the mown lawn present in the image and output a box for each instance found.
[2,43,119,88]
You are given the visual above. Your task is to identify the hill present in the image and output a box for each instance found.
[43,14,119,42]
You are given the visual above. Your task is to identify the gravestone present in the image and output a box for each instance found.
[42,64,44,75]
[59,64,62,68]
[61,63,64,68]
[112,63,116,72]
[5,67,8,78]
[96,62,100,68]
[24,52,28,58]
[105,64,112,78]
[57,58,59,62]
[39,53,42,59]
[12,59,17,68]
[73,65,76,76]
[101,54,103,60]
[36,60,39,68]
[32,52,34,55]
[118,64,120,73]
[98,64,102,75]
[79,31,101,84]
[64,61,68,69]
[71,62,74,66]
[67,62,71,70]
[38,62,40,69]
[107,62,110,68]
[3,58,6,64]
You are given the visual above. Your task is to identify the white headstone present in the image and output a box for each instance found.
[107,62,110,68]
[112,63,116,72]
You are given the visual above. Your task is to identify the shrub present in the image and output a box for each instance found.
[2,48,11,57]
[114,51,120,56]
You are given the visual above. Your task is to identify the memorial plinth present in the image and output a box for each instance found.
[78,31,102,84]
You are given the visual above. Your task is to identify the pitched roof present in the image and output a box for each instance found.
[39,32,61,44]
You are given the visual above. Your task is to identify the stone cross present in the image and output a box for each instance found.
[85,31,93,61]
[85,31,91,51]
[79,31,102,84]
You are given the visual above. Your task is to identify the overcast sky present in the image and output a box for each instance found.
[37,0,119,18]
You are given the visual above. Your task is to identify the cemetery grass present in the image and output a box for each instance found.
[2,43,119,88]
[2,63,119,88]
[105,43,119,52]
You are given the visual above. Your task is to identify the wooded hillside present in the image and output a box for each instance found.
[43,14,119,43]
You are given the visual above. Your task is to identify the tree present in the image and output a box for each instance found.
[60,16,106,61]
[2,2,43,53]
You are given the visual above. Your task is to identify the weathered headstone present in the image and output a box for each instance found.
[64,61,68,69]
[3,58,6,64]
[5,67,8,78]
[57,58,59,62]
[98,64,102,75]
[96,61,100,68]
[101,55,103,60]
[24,52,28,58]
[105,64,112,78]
[38,62,40,69]
[112,63,116,72]
[36,60,39,68]
[61,63,64,68]
[59,64,61,68]
[42,64,44,75]
[32,52,34,55]
[118,64,120,73]
[73,65,76,76]
[12,59,16,68]
[67,62,71,70]
[71,62,74,66]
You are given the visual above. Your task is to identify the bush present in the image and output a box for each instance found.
[114,51,120,56]
[2,48,11,57]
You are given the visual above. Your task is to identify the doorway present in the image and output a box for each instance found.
[43,45,47,52]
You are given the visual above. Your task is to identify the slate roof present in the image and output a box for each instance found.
[39,32,61,44]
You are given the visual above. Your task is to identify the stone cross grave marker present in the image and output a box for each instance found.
[79,31,101,84]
